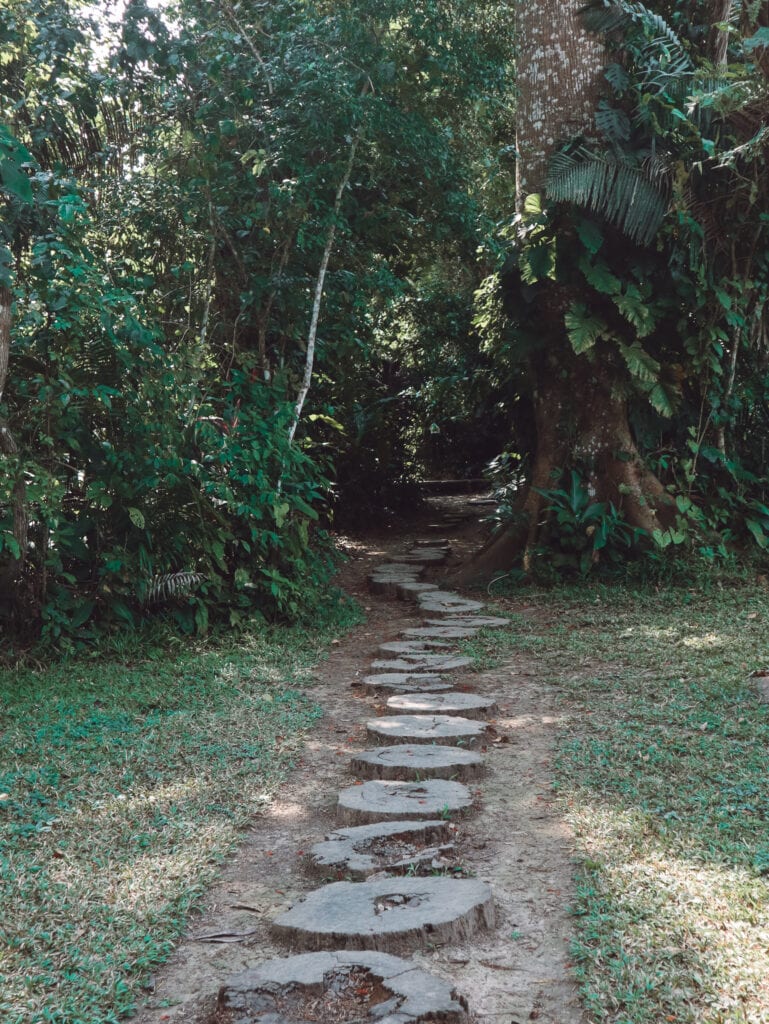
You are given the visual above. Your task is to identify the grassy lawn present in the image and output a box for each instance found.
[467,581,769,1024]
[0,595,361,1024]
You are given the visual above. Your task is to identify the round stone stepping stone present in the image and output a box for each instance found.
[369,575,422,597]
[360,674,454,695]
[219,950,470,1022]
[425,615,511,628]
[308,819,452,878]
[272,877,494,953]
[378,640,452,656]
[396,581,440,600]
[399,550,447,563]
[370,655,472,672]
[352,744,485,782]
[366,714,486,747]
[403,626,479,639]
[376,562,424,573]
[387,692,497,720]
[418,591,485,614]
[337,779,473,824]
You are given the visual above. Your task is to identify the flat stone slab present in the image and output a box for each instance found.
[352,745,485,782]
[366,714,486,747]
[308,819,452,878]
[360,674,454,695]
[219,950,469,1023]
[337,779,473,824]
[387,692,498,720]
[418,591,485,614]
[369,575,423,596]
[396,581,440,600]
[271,877,494,952]
[398,550,447,564]
[378,640,452,656]
[376,562,424,573]
[370,655,472,672]
[425,615,511,628]
[402,626,479,640]
[414,539,451,548]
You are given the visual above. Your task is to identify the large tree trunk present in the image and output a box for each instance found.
[458,1,670,581]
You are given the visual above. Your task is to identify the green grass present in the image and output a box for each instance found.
[469,581,769,1024]
[0,593,362,1024]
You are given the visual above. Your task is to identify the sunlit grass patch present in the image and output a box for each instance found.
[0,595,362,1024]
[471,582,769,1024]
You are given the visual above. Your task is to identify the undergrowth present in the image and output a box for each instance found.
[466,579,769,1024]
[0,592,362,1024]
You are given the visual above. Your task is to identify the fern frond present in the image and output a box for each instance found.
[547,147,671,245]
[145,571,204,605]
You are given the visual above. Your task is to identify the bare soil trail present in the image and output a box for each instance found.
[135,501,585,1024]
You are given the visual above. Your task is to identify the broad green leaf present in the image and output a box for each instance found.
[127,507,146,529]
[564,303,609,354]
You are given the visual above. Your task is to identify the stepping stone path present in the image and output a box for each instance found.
[218,951,469,1023]
[337,778,474,823]
[271,876,495,951]
[308,820,453,878]
[367,713,486,746]
[215,536,513,1019]
[359,673,454,694]
[351,744,484,781]
[386,691,498,719]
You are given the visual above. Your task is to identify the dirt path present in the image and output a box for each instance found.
[135,518,585,1024]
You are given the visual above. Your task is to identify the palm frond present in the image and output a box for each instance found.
[145,571,204,605]
[547,147,671,245]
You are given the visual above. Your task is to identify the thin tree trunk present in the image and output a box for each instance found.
[287,136,358,445]
[0,285,27,577]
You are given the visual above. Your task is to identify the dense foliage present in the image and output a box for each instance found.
[0,0,512,642]
[476,0,769,573]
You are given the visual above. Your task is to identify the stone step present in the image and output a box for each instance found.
[271,876,494,953]
[398,550,447,564]
[218,950,470,1023]
[359,674,455,695]
[378,640,453,656]
[308,819,452,879]
[424,615,511,628]
[366,714,486,747]
[370,655,472,673]
[337,779,473,824]
[396,581,440,600]
[351,744,485,782]
[386,692,498,720]
[417,591,485,615]
[402,626,479,640]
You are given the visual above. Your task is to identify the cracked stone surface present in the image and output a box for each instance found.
[366,714,486,747]
[271,877,494,952]
[386,692,497,720]
[308,819,452,878]
[337,778,473,824]
[351,744,485,782]
[359,674,454,695]
[218,950,469,1023]
[417,592,485,614]
[370,655,472,672]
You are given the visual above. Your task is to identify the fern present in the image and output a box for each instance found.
[547,147,671,245]
[145,571,204,605]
